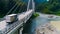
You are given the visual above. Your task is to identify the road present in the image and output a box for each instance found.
[0,10,33,34]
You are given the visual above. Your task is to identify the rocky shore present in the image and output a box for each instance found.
[35,23,59,34]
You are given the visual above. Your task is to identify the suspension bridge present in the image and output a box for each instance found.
[0,0,35,34]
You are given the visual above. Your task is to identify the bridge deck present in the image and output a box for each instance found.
[0,10,33,34]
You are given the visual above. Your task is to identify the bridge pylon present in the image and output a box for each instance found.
[27,0,35,11]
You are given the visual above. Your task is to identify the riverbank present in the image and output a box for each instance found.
[31,12,39,19]
[23,12,50,34]
[23,12,60,34]
[36,21,60,34]
[50,21,60,32]
[35,13,60,34]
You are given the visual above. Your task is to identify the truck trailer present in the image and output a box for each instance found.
[5,14,18,23]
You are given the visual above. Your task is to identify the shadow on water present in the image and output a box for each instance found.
[22,17,34,34]
[22,13,50,34]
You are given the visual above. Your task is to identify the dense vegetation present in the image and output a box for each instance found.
[0,0,27,18]
[31,12,39,19]
[0,0,60,18]
[36,0,60,15]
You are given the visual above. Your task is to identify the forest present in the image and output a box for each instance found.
[36,0,60,15]
[0,0,27,18]
[0,0,60,18]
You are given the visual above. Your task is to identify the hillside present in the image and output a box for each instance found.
[0,0,27,18]
[36,0,60,15]
[0,0,60,18]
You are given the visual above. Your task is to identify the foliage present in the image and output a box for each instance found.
[36,0,60,15]
[31,12,39,19]
[0,0,27,18]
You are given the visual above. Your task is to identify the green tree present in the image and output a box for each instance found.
[36,0,60,15]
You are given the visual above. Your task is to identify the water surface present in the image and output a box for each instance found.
[23,13,51,34]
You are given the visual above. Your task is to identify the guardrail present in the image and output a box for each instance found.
[0,9,34,34]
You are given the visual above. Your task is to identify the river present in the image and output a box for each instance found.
[23,13,52,34]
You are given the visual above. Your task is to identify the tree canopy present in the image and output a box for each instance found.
[36,0,60,15]
[0,0,27,18]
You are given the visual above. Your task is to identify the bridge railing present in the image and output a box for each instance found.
[0,0,35,34]
[18,9,34,23]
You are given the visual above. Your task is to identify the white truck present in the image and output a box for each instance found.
[5,14,18,23]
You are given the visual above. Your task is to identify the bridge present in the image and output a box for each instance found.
[0,0,35,34]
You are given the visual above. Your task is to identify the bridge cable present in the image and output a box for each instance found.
[6,1,20,15]
[27,0,30,11]
[12,2,21,14]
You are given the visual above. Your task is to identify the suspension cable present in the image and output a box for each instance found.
[6,1,20,15]
[27,0,30,11]
[12,2,21,14]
